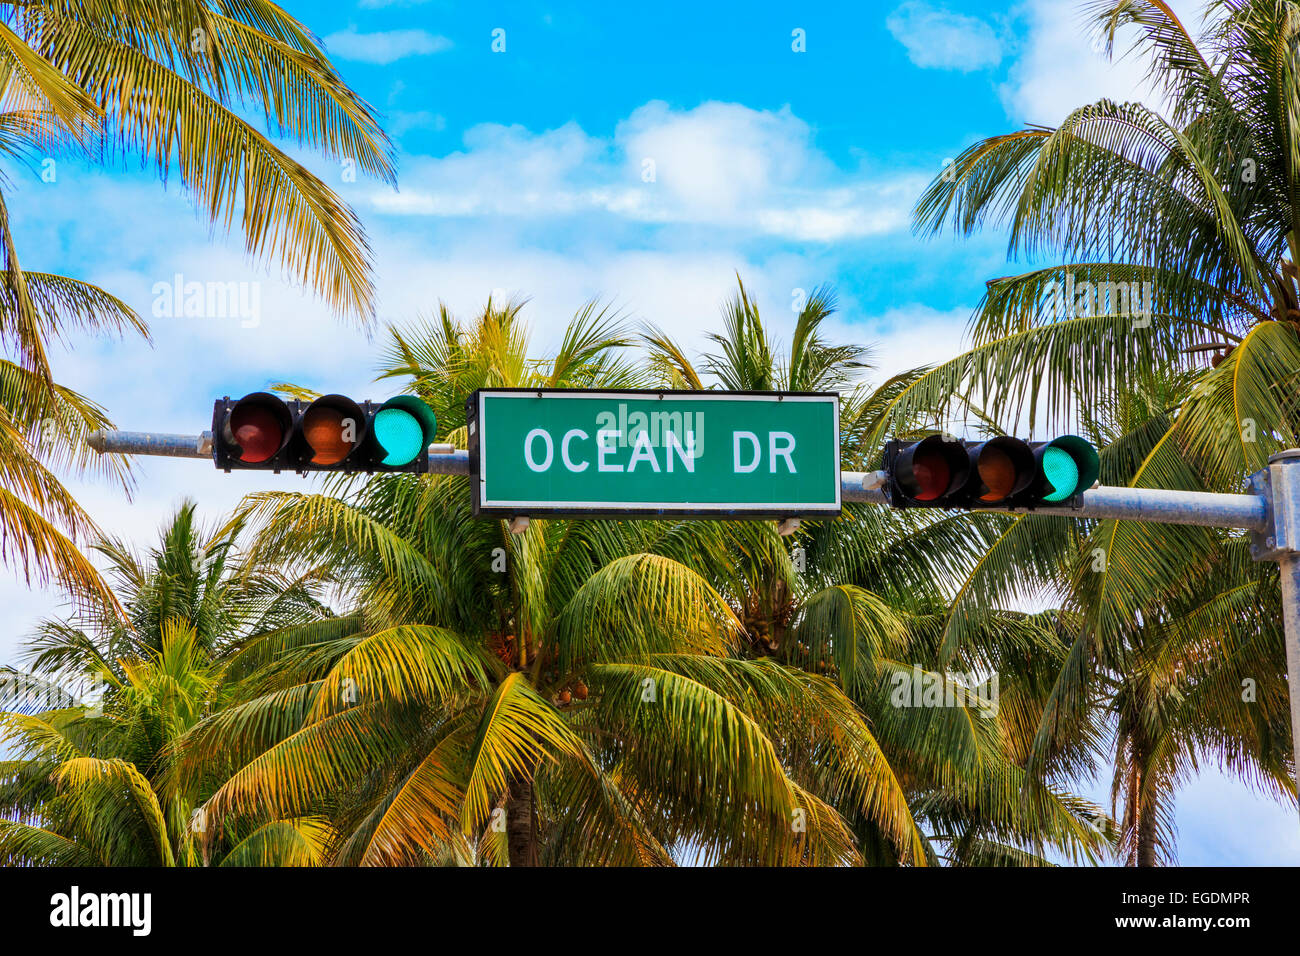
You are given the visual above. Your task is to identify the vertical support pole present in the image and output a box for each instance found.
[1254,449,1300,810]
[1278,553,1300,800]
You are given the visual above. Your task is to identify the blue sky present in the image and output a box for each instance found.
[3,0,1297,864]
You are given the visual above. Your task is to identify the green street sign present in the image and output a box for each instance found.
[467,388,841,518]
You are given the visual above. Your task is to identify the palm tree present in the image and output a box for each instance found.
[932,367,1293,865]
[167,300,931,866]
[646,278,1116,864]
[883,0,1300,862]
[4,1,392,319]
[378,296,644,433]
[0,0,393,609]
[20,499,332,678]
[0,501,337,865]
[899,0,1300,477]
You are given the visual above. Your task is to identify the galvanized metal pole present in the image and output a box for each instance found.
[840,470,1271,531]
[81,432,1273,533]
[1246,449,1300,806]
[1278,553,1300,795]
[1011,485,1270,532]
[87,430,214,459]
[87,430,471,471]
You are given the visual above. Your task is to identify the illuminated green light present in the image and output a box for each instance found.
[373,408,424,465]
[1041,446,1080,501]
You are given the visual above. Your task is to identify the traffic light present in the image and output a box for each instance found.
[883,434,1099,510]
[213,392,438,474]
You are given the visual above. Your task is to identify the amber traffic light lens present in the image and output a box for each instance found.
[230,404,284,463]
[302,405,355,465]
[978,446,1017,501]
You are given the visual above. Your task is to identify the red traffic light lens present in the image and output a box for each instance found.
[226,394,291,463]
[896,435,969,503]
[230,406,282,463]
[911,448,952,501]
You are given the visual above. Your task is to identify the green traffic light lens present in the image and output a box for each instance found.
[1041,446,1081,501]
[373,407,425,465]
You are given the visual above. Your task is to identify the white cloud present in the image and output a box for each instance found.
[322,27,452,65]
[886,1,1003,72]
[616,102,813,215]
[387,110,447,137]
[367,101,928,242]
[843,304,973,373]
[1000,0,1204,124]
[1171,771,1300,865]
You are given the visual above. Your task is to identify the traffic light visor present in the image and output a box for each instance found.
[1039,435,1100,502]
[374,396,438,466]
[300,395,365,466]
[897,436,969,502]
[225,393,291,463]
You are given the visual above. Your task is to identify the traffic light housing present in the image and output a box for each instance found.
[883,434,1099,510]
[213,392,438,474]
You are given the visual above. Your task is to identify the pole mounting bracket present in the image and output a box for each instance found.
[1250,451,1300,562]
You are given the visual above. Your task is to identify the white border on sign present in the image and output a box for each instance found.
[476,390,842,511]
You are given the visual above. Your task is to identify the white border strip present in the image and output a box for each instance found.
[477,390,842,511]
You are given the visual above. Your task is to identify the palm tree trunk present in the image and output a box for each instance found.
[1136,792,1159,867]
[1127,760,1160,867]
[505,776,539,867]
